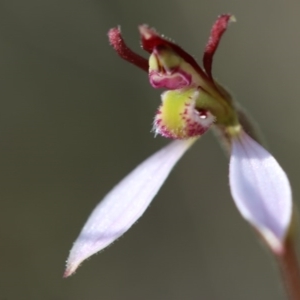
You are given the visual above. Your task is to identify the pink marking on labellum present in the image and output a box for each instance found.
[149,69,192,89]
[154,107,214,139]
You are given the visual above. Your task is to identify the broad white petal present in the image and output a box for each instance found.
[65,139,195,276]
[229,131,292,254]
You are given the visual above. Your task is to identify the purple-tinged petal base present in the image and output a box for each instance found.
[229,131,292,254]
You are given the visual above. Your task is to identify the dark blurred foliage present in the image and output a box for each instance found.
[0,0,300,299]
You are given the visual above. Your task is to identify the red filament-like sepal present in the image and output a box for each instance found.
[108,27,148,72]
[203,14,235,79]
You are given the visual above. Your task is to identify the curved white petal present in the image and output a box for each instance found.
[65,139,195,276]
[229,131,292,254]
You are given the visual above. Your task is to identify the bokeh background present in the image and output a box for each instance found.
[0,0,300,299]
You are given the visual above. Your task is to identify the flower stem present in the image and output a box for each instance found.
[278,237,300,300]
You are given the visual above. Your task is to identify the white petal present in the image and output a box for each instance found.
[65,139,195,276]
[229,131,292,254]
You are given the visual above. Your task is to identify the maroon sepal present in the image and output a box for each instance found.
[108,27,148,72]
[203,14,234,79]
[139,25,207,80]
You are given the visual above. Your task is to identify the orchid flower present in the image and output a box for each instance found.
[64,15,292,277]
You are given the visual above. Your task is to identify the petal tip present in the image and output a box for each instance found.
[229,15,237,22]
[63,257,82,278]
[107,27,121,45]
[63,262,79,278]
[139,25,155,40]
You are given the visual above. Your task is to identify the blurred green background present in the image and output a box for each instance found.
[0,0,300,299]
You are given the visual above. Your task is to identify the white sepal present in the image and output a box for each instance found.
[65,139,195,276]
[229,131,292,254]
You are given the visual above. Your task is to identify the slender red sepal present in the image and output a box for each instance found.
[203,14,235,79]
[108,27,148,72]
[139,25,207,80]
